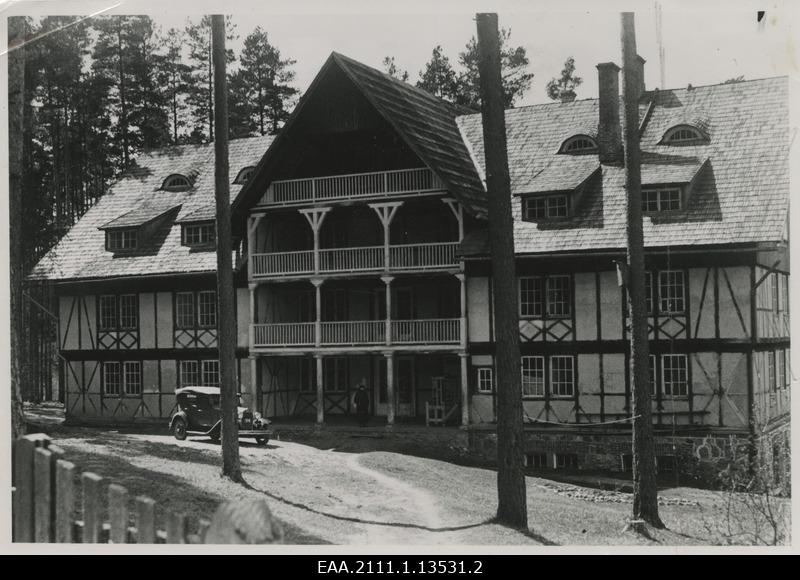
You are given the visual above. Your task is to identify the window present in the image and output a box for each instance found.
[477,368,494,394]
[560,135,598,154]
[323,358,347,393]
[649,354,657,395]
[183,223,216,248]
[662,354,688,397]
[521,356,545,397]
[176,291,216,329]
[767,351,777,393]
[524,453,548,468]
[519,275,571,318]
[202,360,220,386]
[104,362,121,395]
[550,356,575,398]
[103,361,140,396]
[778,349,787,390]
[124,361,142,395]
[179,360,219,387]
[176,292,196,329]
[662,125,706,144]
[520,278,544,317]
[234,166,256,185]
[99,295,138,331]
[524,195,569,220]
[555,453,578,469]
[198,291,217,328]
[658,270,686,314]
[772,273,780,313]
[162,174,191,192]
[106,229,138,252]
[642,188,682,212]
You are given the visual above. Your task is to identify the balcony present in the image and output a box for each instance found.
[251,241,460,279]
[251,319,462,349]
[259,167,447,206]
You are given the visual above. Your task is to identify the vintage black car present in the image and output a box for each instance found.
[169,386,272,445]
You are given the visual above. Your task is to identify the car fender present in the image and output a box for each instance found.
[169,411,188,431]
[203,420,222,437]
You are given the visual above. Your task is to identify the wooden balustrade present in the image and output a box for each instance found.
[320,321,385,345]
[260,167,445,205]
[252,322,315,347]
[391,319,461,344]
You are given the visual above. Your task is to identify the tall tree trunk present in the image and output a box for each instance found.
[118,20,130,170]
[208,34,214,141]
[172,81,179,143]
[621,12,663,529]
[476,12,528,530]
[212,14,242,482]
[9,16,28,438]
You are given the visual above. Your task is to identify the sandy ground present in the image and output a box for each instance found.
[40,425,790,547]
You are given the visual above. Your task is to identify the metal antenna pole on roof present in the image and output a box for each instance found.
[212,14,243,482]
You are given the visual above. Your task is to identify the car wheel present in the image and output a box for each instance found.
[172,417,187,441]
[256,436,269,446]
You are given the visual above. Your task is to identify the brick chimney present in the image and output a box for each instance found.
[596,62,622,163]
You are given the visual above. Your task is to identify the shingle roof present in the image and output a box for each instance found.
[458,77,789,256]
[29,135,273,281]
[99,199,183,230]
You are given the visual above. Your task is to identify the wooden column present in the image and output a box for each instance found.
[381,276,394,346]
[300,208,331,275]
[384,352,395,427]
[459,353,470,427]
[246,214,264,280]
[248,283,257,348]
[315,354,324,426]
[369,202,403,270]
[311,278,324,347]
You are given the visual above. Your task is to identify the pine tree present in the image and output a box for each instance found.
[546,56,582,102]
[458,28,534,109]
[416,45,460,101]
[157,28,192,144]
[127,18,171,149]
[185,15,237,142]
[383,56,409,82]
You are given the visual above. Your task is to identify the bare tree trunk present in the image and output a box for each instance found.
[621,12,663,529]
[476,12,528,530]
[9,16,27,439]
[117,19,130,170]
[212,14,242,482]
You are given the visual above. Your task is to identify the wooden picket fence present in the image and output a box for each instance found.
[12,433,209,544]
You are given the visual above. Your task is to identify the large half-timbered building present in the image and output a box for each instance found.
[30,53,790,481]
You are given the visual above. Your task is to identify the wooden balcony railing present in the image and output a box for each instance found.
[253,322,315,347]
[250,241,459,278]
[392,319,461,344]
[260,167,446,205]
[251,319,461,348]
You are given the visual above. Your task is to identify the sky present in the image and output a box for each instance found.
[3,0,798,106]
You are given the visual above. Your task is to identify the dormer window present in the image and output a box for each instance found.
[234,166,256,185]
[162,174,192,192]
[182,222,216,248]
[524,194,569,220]
[106,229,138,252]
[642,187,682,212]
[559,135,598,154]
[661,125,707,145]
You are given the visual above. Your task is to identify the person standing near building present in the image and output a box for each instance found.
[353,380,370,427]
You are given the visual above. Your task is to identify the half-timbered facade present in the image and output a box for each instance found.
[31,52,790,480]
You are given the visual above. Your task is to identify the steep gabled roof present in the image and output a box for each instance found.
[458,77,789,256]
[232,52,487,223]
[29,135,273,282]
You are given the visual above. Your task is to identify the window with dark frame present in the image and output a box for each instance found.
[477,367,494,394]
[179,359,219,387]
[162,174,191,192]
[176,292,196,329]
[521,356,545,397]
[662,354,688,397]
[524,194,569,220]
[202,360,220,386]
[561,135,598,153]
[198,291,217,328]
[103,361,141,396]
[519,275,571,318]
[550,356,575,398]
[663,126,706,144]
[106,229,138,252]
[180,360,200,386]
[175,290,217,329]
[658,270,686,314]
[183,223,216,248]
[642,187,682,212]
[99,294,138,331]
